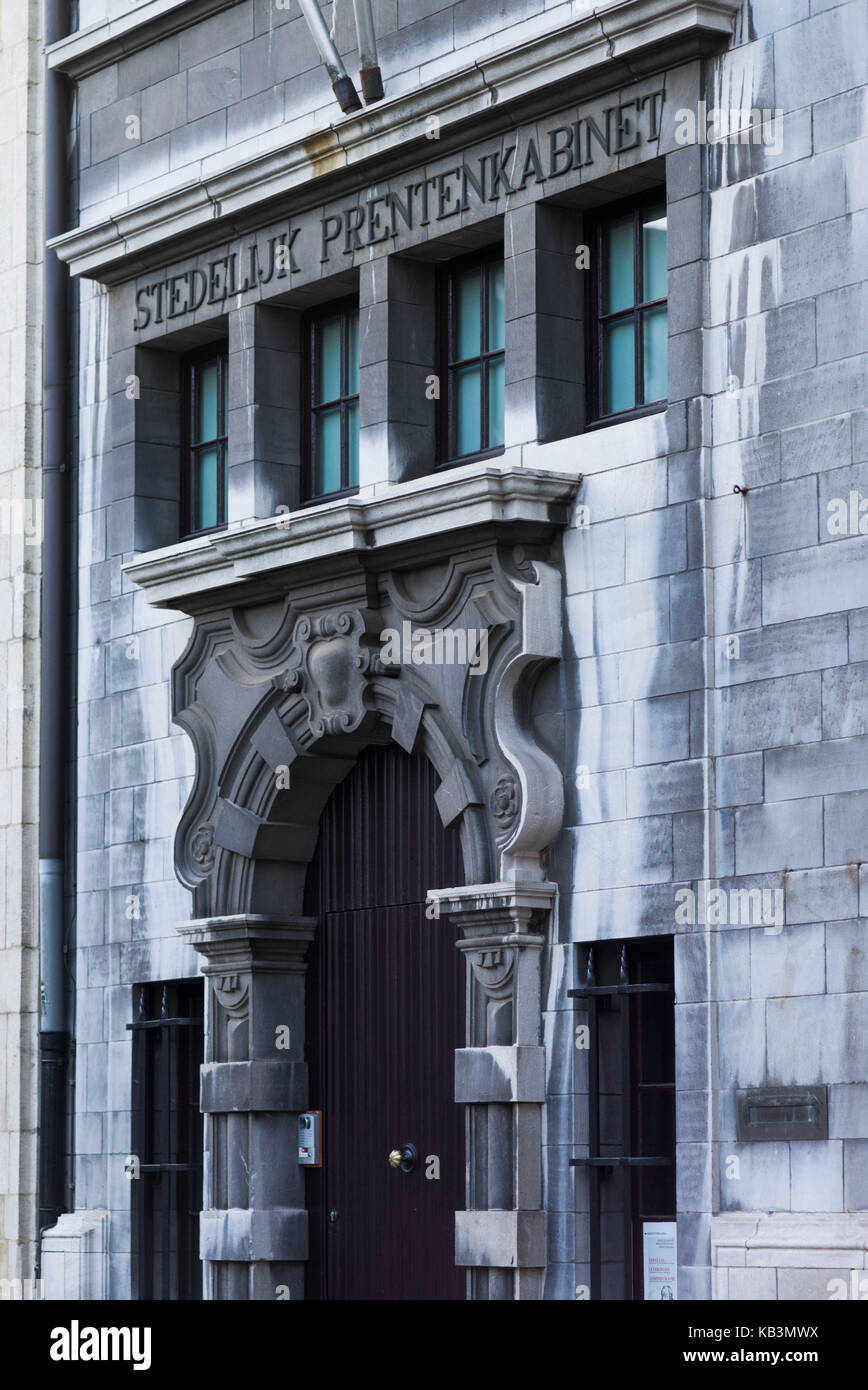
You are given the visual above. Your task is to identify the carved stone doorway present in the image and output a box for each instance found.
[151,469,577,1297]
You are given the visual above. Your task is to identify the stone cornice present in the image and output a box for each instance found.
[123,463,579,612]
[50,0,739,283]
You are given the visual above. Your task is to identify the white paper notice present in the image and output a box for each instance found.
[643,1221,677,1300]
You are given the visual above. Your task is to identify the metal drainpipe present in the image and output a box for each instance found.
[38,0,71,1252]
[297,0,363,113]
[352,0,384,104]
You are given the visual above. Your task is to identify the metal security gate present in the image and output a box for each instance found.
[130,979,204,1300]
[304,742,466,1300]
[570,938,675,1300]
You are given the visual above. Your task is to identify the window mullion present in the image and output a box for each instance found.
[341,396,347,491]
[188,368,197,535]
[597,220,604,421]
[340,310,347,489]
[634,209,643,408]
[217,355,224,525]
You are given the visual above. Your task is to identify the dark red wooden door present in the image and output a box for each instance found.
[304,743,466,1300]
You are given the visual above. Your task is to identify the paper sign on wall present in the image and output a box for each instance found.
[643,1222,677,1300]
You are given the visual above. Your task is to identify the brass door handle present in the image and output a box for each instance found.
[388,1143,418,1172]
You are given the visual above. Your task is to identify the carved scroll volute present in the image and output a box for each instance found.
[174,701,220,893]
[493,553,565,879]
[282,608,395,740]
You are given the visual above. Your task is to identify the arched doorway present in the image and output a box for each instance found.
[303,741,467,1300]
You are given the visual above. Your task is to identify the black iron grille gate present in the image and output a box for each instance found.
[570,938,675,1300]
[130,980,204,1300]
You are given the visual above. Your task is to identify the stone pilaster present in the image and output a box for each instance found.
[429,882,555,1300]
[177,914,315,1300]
[504,202,584,449]
[227,303,303,524]
[357,255,437,491]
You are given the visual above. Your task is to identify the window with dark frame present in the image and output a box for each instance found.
[129,979,204,1302]
[588,197,668,425]
[439,248,505,465]
[182,346,228,537]
[304,299,360,500]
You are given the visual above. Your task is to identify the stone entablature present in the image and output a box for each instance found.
[48,0,738,283]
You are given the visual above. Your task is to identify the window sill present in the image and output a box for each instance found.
[585,402,667,432]
[435,447,506,472]
[299,486,360,509]
[179,522,228,542]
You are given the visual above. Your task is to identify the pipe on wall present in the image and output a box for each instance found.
[352,0,384,104]
[297,0,363,114]
[38,0,71,1246]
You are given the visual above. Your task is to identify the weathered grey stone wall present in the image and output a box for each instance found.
[63,0,868,1300]
[538,0,868,1300]
[74,273,197,1298]
[0,0,43,1291]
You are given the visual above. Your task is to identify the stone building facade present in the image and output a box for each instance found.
[27,0,868,1299]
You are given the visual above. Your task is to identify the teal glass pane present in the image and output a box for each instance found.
[603,318,636,415]
[604,216,635,314]
[195,447,219,530]
[346,400,359,487]
[315,316,342,404]
[455,364,481,456]
[642,213,667,302]
[346,310,360,396]
[487,355,504,448]
[315,406,342,494]
[487,261,505,352]
[455,268,481,361]
[642,304,668,403]
[196,360,219,443]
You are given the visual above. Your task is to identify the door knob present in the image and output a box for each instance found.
[388,1142,419,1173]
